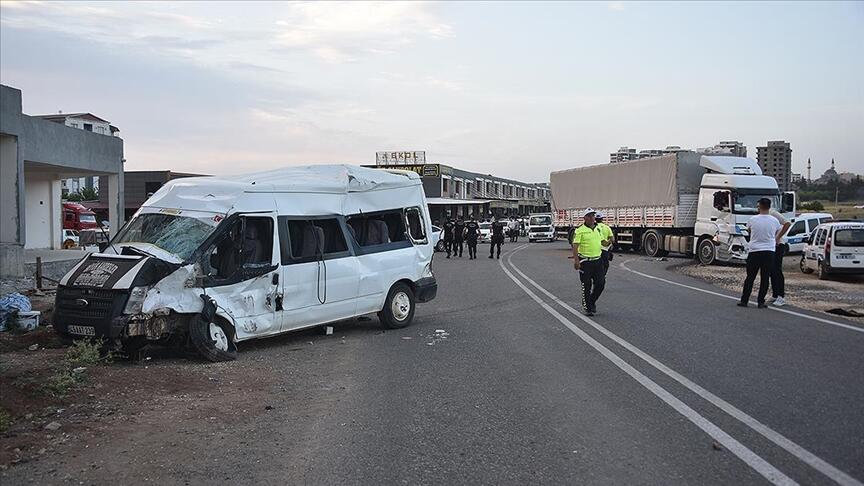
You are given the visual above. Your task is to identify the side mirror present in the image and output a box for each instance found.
[782,192,796,213]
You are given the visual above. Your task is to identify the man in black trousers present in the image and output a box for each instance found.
[489,217,505,259]
[738,199,783,308]
[465,215,481,259]
[453,216,465,258]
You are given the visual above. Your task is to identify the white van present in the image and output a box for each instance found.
[527,213,555,242]
[54,165,437,361]
[799,221,864,279]
[785,212,833,253]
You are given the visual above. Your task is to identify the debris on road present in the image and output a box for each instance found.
[827,308,864,317]
[43,422,61,431]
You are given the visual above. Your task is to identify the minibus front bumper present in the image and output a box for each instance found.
[415,277,438,303]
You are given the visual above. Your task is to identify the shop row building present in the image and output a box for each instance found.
[368,152,550,223]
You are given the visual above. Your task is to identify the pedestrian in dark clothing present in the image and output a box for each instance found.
[739,199,783,308]
[489,218,505,259]
[768,208,791,307]
[453,217,465,258]
[465,215,481,259]
[442,218,455,258]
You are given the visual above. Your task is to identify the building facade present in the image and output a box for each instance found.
[97,170,205,220]
[756,140,792,192]
[610,145,690,163]
[0,85,124,277]
[369,160,550,223]
[699,140,747,157]
[35,113,120,196]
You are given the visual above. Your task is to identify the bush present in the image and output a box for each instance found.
[64,339,103,366]
[799,201,825,211]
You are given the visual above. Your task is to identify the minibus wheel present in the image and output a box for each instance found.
[190,315,238,362]
[379,282,415,329]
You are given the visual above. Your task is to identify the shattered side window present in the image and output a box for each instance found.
[115,213,217,261]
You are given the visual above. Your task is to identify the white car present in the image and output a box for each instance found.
[62,229,79,249]
[800,221,864,279]
[784,212,833,253]
[431,225,445,252]
[478,222,493,243]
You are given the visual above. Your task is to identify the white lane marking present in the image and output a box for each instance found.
[497,248,797,486]
[619,259,864,334]
[506,247,863,486]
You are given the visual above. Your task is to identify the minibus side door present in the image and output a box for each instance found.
[277,216,359,332]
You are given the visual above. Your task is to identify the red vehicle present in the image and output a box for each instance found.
[62,202,98,231]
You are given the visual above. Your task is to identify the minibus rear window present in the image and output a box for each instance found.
[834,228,864,247]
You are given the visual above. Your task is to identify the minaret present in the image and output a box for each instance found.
[831,158,835,170]
[807,158,811,181]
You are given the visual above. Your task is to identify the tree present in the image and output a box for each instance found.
[799,200,824,211]
[65,192,82,202]
[79,187,99,201]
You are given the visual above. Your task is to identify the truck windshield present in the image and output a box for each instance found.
[732,192,780,215]
[114,213,217,262]
[530,216,551,225]
[80,214,97,223]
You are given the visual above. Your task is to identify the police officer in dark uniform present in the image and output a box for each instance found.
[464,214,481,259]
[442,217,455,258]
[489,217,505,259]
[453,216,466,258]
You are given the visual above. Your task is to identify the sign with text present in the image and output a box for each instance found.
[376,164,440,177]
[376,151,426,165]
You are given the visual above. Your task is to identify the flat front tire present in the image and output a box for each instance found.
[190,315,238,362]
[378,283,416,329]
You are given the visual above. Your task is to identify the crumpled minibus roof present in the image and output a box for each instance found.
[144,164,423,214]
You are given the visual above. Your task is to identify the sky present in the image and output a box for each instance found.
[1,1,862,181]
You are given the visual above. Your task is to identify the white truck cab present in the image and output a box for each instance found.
[527,213,555,242]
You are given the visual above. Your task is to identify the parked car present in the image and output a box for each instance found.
[527,213,555,242]
[62,229,79,249]
[478,222,493,243]
[799,221,864,279]
[785,212,833,253]
[431,225,445,252]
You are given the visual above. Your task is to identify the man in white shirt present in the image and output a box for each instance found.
[738,198,783,308]
[768,208,792,306]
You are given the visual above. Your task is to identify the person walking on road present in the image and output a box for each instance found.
[571,208,607,316]
[738,198,784,308]
[768,208,791,306]
[489,217,505,259]
[453,217,466,258]
[508,216,519,242]
[595,211,614,275]
[442,217,455,259]
[465,215,481,259]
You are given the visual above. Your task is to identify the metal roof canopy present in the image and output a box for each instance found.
[425,198,490,205]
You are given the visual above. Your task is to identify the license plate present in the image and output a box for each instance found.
[68,325,96,336]
[837,254,854,259]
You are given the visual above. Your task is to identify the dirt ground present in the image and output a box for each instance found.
[675,254,864,322]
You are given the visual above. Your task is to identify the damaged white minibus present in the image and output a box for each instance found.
[54,165,438,361]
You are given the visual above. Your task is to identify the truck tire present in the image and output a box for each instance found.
[190,315,238,362]
[378,282,415,329]
[800,257,813,274]
[643,231,668,257]
[697,238,716,265]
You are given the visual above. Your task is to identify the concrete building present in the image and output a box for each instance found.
[611,145,691,163]
[35,113,119,196]
[0,85,124,277]
[699,141,747,157]
[756,140,792,192]
[369,160,550,222]
[96,170,205,220]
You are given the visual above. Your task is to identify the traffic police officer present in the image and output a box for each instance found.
[442,217,455,258]
[453,216,466,258]
[464,214,481,259]
[571,208,610,316]
[595,211,614,275]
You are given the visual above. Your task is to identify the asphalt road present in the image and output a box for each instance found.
[5,241,863,485]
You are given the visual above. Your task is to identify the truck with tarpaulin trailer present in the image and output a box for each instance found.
[550,154,796,264]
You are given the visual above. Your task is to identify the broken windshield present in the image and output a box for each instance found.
[114,212,217,262]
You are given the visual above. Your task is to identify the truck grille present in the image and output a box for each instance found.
[56,287,127,321]
[530,227,552,233]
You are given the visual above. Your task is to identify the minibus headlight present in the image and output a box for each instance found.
[124,286,149,315]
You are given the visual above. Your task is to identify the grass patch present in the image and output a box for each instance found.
[64,340,105,366]
[38,340,109,398]
[0,407,12,432]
